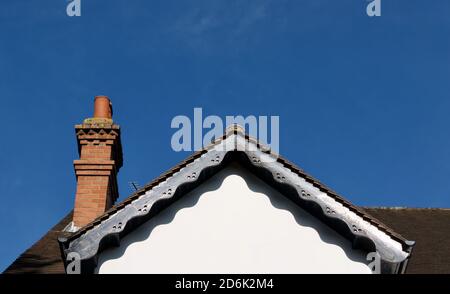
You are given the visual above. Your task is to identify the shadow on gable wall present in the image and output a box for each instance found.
[96,162,369,273]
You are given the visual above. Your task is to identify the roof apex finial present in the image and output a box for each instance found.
[226,124,245,134]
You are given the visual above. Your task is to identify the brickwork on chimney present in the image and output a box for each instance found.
[72,99,123,228]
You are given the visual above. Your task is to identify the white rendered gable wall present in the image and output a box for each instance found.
[96,164,372,274]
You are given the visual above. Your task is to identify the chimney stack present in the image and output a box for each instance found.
[72,96,123,229]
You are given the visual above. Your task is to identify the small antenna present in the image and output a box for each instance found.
[128,181,140,192]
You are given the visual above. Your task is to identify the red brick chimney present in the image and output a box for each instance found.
[72,96,123,228]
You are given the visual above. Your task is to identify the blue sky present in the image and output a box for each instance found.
[1,0,449,272]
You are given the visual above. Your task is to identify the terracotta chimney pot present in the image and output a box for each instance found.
[93,95,112,119]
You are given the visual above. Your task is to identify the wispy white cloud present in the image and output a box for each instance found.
[234,1,268,35]
[168,0,272,54]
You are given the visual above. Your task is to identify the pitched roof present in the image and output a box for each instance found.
[3,212,73,274]
[5,208,450,274]
[6,127,448,274]
[58,127,414,273]
[363,208,450,274]
[67,129,410,246]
